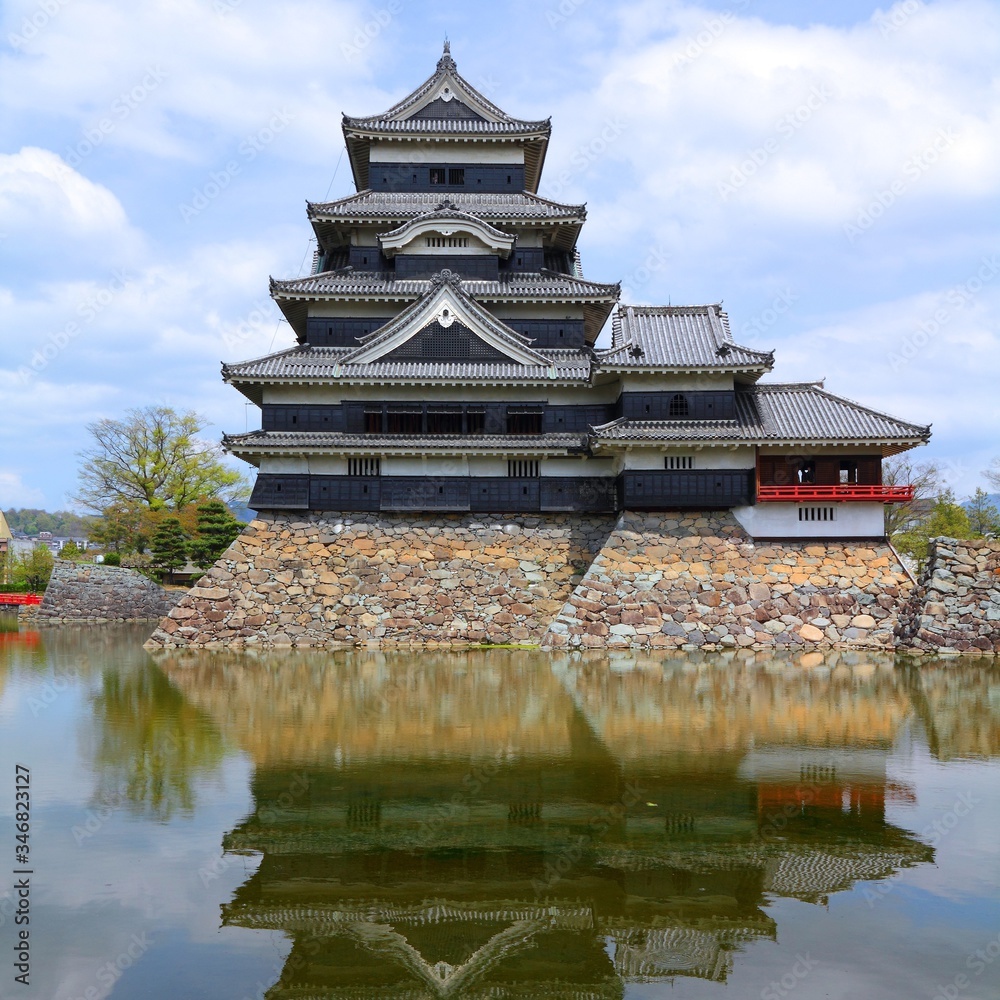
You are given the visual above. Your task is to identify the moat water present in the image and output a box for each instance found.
[1,621,999,1000]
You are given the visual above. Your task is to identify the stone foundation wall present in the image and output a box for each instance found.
[145,513,614,649]
[38,560,179,622]
[145,510,919,650]
[540,512,912,650]
[895,537,1000,653]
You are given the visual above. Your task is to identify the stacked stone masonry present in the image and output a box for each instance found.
[145,513,613,649]
[145,511,918,650]
[895,537,1000,653]
[541,512,911,651]
[38,560,179,622]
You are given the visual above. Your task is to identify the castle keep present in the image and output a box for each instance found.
[224,44,929,541]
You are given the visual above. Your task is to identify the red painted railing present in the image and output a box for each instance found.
[757,484,915,503]
[0,593,42,605]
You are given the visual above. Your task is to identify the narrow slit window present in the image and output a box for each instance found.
[665,456,694,470]
[448,168,465,185]
[348,458,380,477]
[429,168,446,185]
[508,460,540,478]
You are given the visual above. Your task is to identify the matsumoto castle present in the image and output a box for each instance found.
[225,44,929,540]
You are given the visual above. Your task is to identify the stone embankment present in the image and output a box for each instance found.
[146,511,918,650]
[541,512,911,650]
[896,537,1000,653]
[37,560,179,622]
[145,513,613,648]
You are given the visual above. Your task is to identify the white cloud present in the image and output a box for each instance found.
[0,470,47,508]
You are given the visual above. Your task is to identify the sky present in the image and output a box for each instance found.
[1,0,998,512]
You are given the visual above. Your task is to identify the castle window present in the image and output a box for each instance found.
[387,407,423,435]
[427,406,463,435]
[839,460,859,484]
[666,455,694,470]
[799,506,836,522]
[668,393,690,417]
[430,168,446,185]
[448,168,465,185]
[348,458,380,477]
[508,460,540,478]
[467,409,486,434]
[364,407,382,433]
[506,408,543,435]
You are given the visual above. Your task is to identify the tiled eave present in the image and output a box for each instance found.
[596,364,772,377]
[224,430,589,461]
[590,434,928,456]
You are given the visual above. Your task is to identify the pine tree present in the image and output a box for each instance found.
[150,518,188,583]
[187,501,243,568]
[966,487,1000,537]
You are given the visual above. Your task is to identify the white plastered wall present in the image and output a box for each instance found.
[369,140,524,164]
[621,446,755,471]
[732,503,886,539]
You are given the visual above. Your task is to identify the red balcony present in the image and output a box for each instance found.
[757,484,915,503]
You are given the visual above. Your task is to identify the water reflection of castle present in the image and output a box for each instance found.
[152,649,970,997]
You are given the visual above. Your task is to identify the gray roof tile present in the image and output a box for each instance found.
[307,191,586,223]
[599,304,774,370]
[225,430,587,452]
[591,383,931,446]
[223,346,592,383]
[270,270,619,302]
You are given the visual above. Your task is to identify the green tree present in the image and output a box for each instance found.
[59,540,82,560]
[74,405,248,514]
[894,489,975,564]
[149,518,188,584]
[88,501,147,554]
[11,545,55,591]
[187,500,243,569]
[966,487,1000,537]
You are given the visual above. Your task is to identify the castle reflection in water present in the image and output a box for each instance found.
[145,647,999,999]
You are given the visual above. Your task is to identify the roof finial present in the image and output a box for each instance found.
[437,37,456,72]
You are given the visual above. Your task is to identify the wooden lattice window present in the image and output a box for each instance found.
[668,393,690,417]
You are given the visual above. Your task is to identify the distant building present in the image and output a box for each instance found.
[223,44,930,540]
